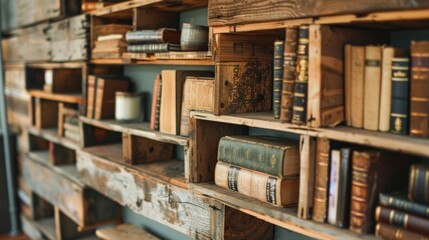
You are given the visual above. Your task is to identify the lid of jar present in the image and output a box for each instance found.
[115,92,143,97]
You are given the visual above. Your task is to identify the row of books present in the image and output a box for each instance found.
[344,41,429,138]
[375,165,429,239]
[312,137,427,235]
[58,104,80,142]
[214,135,300,207]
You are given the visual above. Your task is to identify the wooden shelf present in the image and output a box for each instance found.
[27,150,84,187]
[21,215,57,240]
[80,117,188,146]
[26,62,86,69]
[82,144,186,188]
[190,183,376,240]
[191,111,429,157]
[90,58,214,66]
[28,90,83,104]
[28,127,80,150]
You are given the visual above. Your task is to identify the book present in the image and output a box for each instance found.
[155,76,162,131]
[180,23,209,51]
[350,46,365,128]
[98,34,124,41]
[379,47,408,132]
[408,164,429,205]
[376,206,429,236]
[127,43,181,53]
[93,76,130,120]
[159,70,213,135]
[380,191,429,219]
[180,76,215,136]
[312,137,330,223]
[217,135,300,177]
[214,161,299,207]
[273,40,284,119]
[336,148,353,228]
[390,57,410,135]
[215,60,272,115]
[376,223,429,240]
[125,28,180,44]
[349,150,412,234]
[410,41,429,138]
[43,68,82,93]
[95,39,128,49]
[327,149,341,225]
[92,52,122,59]
[92,47,126,54]
[291,25,309,125]
[344,44,352,126]
[150,75,160,130]
[363,45,382,131]
[280,27,298,123]
[86,75,96,118]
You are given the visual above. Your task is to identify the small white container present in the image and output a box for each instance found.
[115,92,143,122]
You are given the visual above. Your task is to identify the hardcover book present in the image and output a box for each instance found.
[125,28,180,44]
[217,135,300,177]
[214,161,299,207]
[127,43,181,53]
[408,164,429,205]
[327,149,341,225]
[350,46,365,128]
[273,40,284,119]
[376,223,429,240]
[150,75,161,130]
[363,45,382,131]
[379,191,429,218]
[390,57,410,135]
[376,206,429,236]
[312,137,330,223]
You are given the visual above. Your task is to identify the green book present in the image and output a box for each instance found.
[380,191,429,219]
[217,135,300,177]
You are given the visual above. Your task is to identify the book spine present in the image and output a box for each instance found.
[376,206,429,236]
[86,76,96,118]
[376,223,429,240]
[379,47,395,132]
[312,138,330,223]
[350,46,365,128]
[125,30,161,44]
[94,79,105,120]
[336,148,352,228]
[127,43,179,53]
[150,75,160,130]
[390,57,410,135]
[327,149,341,225]
[408,165,429,205]
[291,25,309,125]
[273,40,284,119]
[280,27,298,123]
[217,137,294,177]
[363,46,382,131]
[155,77,162,131]
[214,161,299,207]
[410,41,429,138]
[349,151,373,234]
[344,44,352,126]
[379,193,429,218]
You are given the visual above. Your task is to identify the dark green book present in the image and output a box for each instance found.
[390,57,410,135]
[291,25,309,125]
[273,40,284,119]
[336,148,353,228]
[408,164,429,204]
[217,135,299,177]
[380,191,429,218]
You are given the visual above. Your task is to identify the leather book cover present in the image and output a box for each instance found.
[380,191,429,219]
[390,57,410,135]
[273,40,284,119]
[376,223,429,240]
[150,75,160,130]
[376,206,429,236]
[408,164,429,205]
[312,137,330,223]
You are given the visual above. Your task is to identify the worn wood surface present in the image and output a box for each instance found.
[55,207,95,240]
[208,0,429,26]
[190,183,376,240]
[28,127,80,151]
[49,143,76,166]
[21,215,56,240]
[122,133,174,165]
[28,90,83,104]
[297,135,316,219]
[76,150,224,239]
[96,224,160,240]
[34,98,58,129]
[133,8,179,30]
[188,117,246,183]
[21,215,44,240]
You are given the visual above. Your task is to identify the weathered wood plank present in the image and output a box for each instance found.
[55,207,95,240]
[208,0,429,27]
[297,135,316,219]
[21,215,56,240]
[28,90,83,104]
[76,150,221,239]
[21,215,44,240]
[28,127,80,151]
[96,224,160,240]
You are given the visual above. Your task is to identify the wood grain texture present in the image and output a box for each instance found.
[297,135,316,219]
[76,150,223,239]
[208,0,429,26]
[96,224,160,240]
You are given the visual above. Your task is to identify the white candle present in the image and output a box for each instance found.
[115,92,143,121]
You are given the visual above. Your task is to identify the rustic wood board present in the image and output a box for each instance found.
[28,127,80,151]
[28,90,83,104]
[21,215,45,240]
[96,224,160,240]
[76,150,222,239]
[190,183,376,240]
[208,0,429,26]
[21,215,57,240]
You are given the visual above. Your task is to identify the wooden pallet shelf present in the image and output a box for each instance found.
[28,90,83,104]
[96,224,160,240]
[22,215,57,240]
[28,127,80,151]
[90,58,214,66]
[80,117,188,146]
[190,183,376,240]
[191,111,429,157]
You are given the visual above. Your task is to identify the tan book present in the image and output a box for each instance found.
[159,70,213,135]
[215,161,299,207]
[179,76,215,136]
[94,39,128,49]
[350,46,365,128]
[363,46,382,131]
[344,44,352,126]
[94,76,130,120]
[86,75,96,118]
[92,47,126,54]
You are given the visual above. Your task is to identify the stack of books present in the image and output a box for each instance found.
[58,104,80,142]
[125,28,181,54]
[214,135,300,207]
[271,25,309,126]
[92,24,131,59]
[375,164,429,239]
[344,40,429,138]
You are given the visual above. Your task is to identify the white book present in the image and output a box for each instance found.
[97,34,123,41]
[327,149,341,225]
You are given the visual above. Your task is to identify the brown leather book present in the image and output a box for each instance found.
[376,223,429,240]
[94,76,130,120]
[349,150,412,234]
[280,27,298,123]
[312,137,330,223]
[410,41,429,138]
[376,206,429,236]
